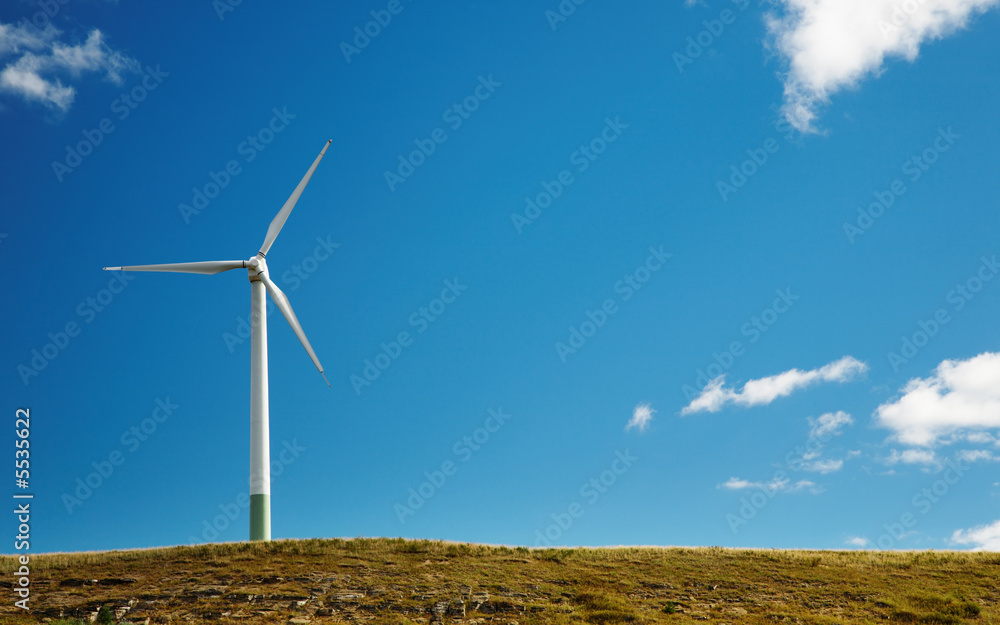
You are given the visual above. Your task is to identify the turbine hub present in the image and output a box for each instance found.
[247,256,268,282]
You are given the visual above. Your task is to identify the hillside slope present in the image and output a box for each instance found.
[1,539,998,624]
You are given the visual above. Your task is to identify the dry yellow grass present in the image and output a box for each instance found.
[0,538,997,624]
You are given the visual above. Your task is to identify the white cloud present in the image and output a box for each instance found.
[809,411,854,439]
[875,352,1000,447]
[936,430,1000,446]
[845,536,869,547]
[53,30,134,82]
[720,477,758,490]
[792,414,855,472]
[1,54,75,110]
[886,448,938,465]
[682,356,867,415]
[958,449,997,463]
[766,0,1000,132]
[802,458,844,474]
[951,519,1000,550]
[719,476,817,493]
[0,22,137,111]
[964,431,997,445]
[626,403,655,434]
[0,22,57,57]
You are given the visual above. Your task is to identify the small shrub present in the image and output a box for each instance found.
[95,605,114,624]
[954,602,981,618]
[574,591,638,624]
[575,591,622,611]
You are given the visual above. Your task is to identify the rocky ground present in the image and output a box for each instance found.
[17,573,536,624]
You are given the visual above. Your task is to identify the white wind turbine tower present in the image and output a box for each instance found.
[104,140,333,541]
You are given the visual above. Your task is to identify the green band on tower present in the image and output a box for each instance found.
[250,493,271,541]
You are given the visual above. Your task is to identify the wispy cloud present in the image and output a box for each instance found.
[682,356,867,415]
[0,22,138,111]
[626,403,655,434]
[845,536,869,548]
[958,449,997,463]
[955,431,998,445]
[787,412,855,472]
[875,352,1000,447]
[951,519,1000,551]
[0,22,56,57]
[809,411,853,439]
[802,458,843,474]
[886,448,938,466]
[766,0,1000,132]
[719,476,817,493]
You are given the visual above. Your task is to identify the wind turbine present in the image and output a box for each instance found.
[104,140,333,542]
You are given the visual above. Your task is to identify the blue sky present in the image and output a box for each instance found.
[2,0,1000,554]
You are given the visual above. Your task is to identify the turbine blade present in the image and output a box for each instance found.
[257,272,329,386]
[259,139,333,257]
[102,261,247,275]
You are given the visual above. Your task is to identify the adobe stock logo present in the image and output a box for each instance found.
[533,450,638,546]
[394,407,512,523]
[340,0,413,63]
[545,0,587,31]
[179,107,297,224]
[350,279,467,395]
[716,138,781,202]
[843,127,959,243]
[383,76,501,192]
[555,246,670,363]
[511,117,628,234]
[681,288,798,401]
[673,0,753,73]
[18,271,134,386]
[871,457,972,550]
[886,254,998,371]
[62,397,180,514]
[189,439,306,543]
[51,66,169,182]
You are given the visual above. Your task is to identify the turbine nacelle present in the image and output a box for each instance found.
[248,255,267,281]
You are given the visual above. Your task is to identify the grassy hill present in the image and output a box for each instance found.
[1,539,997,624]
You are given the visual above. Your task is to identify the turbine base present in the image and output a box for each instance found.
[250,493,271,541]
